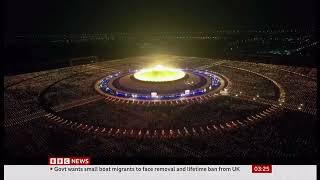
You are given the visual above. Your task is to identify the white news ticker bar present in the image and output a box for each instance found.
[4,165,316,180]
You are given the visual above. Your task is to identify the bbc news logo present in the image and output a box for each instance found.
[48,157,90,165]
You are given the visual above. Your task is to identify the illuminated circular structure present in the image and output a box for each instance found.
[95,67,228,103]
[133,65,186,82]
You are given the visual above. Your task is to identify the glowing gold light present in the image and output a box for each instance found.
[133,65,186,82]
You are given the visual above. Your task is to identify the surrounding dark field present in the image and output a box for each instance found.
[4,55,317,164]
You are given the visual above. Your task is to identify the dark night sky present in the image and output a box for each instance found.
[4,0,318,33]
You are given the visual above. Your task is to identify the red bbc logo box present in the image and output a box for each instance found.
[48,157,90,165]
[252,165,272,173]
